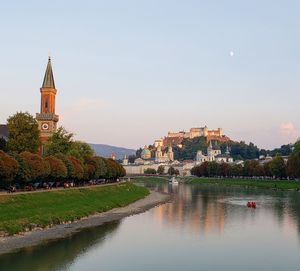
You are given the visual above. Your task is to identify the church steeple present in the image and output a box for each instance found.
[42,56,55,88]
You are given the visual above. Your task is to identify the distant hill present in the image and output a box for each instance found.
[90,144,136,160]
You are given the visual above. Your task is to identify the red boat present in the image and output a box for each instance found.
[247,201,256,208]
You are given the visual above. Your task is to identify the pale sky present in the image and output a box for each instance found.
[0,1,299,149]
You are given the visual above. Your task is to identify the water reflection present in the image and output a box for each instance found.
[0,221,120,271]
[1,183,300,271]
[145,183,300,239]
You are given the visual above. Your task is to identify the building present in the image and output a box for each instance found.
[36,57,59,154]
[140,145,152,160]
[196,143,233,164]
[155,144,174,163]
[0,124,8,141]
[167,126,223,139]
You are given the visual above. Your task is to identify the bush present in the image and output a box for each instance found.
[144,168,157,174]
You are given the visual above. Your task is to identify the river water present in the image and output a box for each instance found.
[1,182,300,271]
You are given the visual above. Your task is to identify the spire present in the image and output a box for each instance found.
[42,56,55,88]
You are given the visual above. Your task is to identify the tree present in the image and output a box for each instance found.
[208,161,219,177]
[10,152,31,183]
[45,127,95,162]
[68,156,84,181]
[20,151,50,181]
[44,156,67,180]
[55,153,75,180]
[219,163,231,177]
[7,112,40,153]
[0,151,19,187]
[0,137,7,151]
[144,168,157,174]
[270,155,286,178]
[44,127,73,156]
[68,141,95,162]
[157,165,165,175]
[168,166,179,176]
[293,140,300,157]
[128,155,136,164]
[85,156,107,179]
[287,155,300,179]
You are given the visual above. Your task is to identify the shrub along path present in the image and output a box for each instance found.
[0,182,149,235]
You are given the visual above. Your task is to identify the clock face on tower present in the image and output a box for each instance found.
[42,123,49,130]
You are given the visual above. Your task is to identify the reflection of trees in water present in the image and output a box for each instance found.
[153,184,300,239]
[0,221,121,271]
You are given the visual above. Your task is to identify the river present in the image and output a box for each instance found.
[1,182,300,271]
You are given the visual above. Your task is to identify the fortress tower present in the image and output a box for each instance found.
[36,57,59,154]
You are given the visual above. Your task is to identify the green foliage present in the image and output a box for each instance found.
[187,178,300,190]
[7,112,40,153]
[68,141,95,162]
[287,155,300,179]
[45,127,94,162]
[0,183,149,235]
[293,140,300,157]
[9,152,31,183]
[173,136,207,160]
[270,155,286,178]
[68,156,84,180]
[144,168,157,174]
[54,153,75,179]
[44,127,73,156]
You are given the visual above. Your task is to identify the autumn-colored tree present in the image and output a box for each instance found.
[54,153,75,180]
[68,156,84,181]
[85,156,107,179]
[20,151,50,181]
[7,112,40,153]
[44,156,67,180]
[0,151,19,186]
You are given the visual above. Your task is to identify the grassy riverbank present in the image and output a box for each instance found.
[0,183,149,235]
[186,177,300,190]
[131,176,169,184]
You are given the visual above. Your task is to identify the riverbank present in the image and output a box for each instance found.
[0,182,149,236]
[0,187,170,255]
[185,177,300,190]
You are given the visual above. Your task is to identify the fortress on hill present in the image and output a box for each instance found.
[154,126,230,149]
[167,126,223,139]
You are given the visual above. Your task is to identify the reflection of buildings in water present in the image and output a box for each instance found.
[0,221,121,271]
[153,185,226,235]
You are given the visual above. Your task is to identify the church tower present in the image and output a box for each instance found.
[36,57,59,153]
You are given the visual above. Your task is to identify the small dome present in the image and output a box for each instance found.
[141,147,151,159]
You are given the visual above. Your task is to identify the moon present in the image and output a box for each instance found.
[230,51,234,57]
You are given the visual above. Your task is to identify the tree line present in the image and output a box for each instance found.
[191,150,300,179]
[0,112,125,188]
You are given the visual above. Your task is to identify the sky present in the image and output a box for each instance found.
[0,0,299,150]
